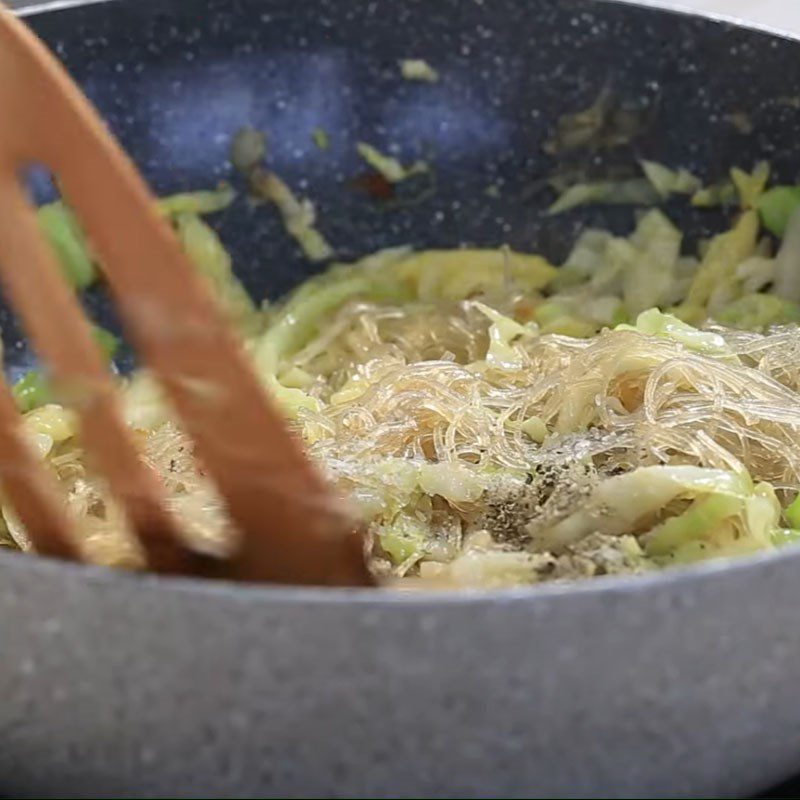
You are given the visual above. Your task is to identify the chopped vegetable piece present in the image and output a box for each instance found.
[356,142,428,183]
[683,210,759,311]
[758,185,800,237]
[552,229,614,289]
[250,169,334,262]
[544,86,652,155]
[230,126,267,174]
[618,308,728,354]
[544,86,613,154]
[640,160,701,198]
[521,416,547,443]
[731,162,770,209]
[785,494,800,529]
[399,59,439,82]
[37,202,97,289]
[533,466,751,551]
[12,325,118,414]
[773,208,800,302]
[547,179,660,215]
[379,515,429,565]
[691,180,737,208]
[725,111,754,135]
[92,325,120,360]
[622,209,682,315]
[643,494,744,558]
[312,127,330,150]
[159,185,235,217]
[419,462,484,504]
[474,302,535,370]
[12,371,53,414]
[24,403,76,445]
[175,214,262,335]
[393,249,556,300]
[715,293,800,329]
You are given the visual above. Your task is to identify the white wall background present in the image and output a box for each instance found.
[635,0,798,33]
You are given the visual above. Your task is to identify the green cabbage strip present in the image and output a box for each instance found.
[253,250,413,415]
[529,465,772,565]
[785,494,800,529]
[473,302,536,369]
[12,371,52,413]
[12,325,119,413]
[640,160,700,198]
[399,59,439,82]
[622,209,682,315]
[617,308,728,354]
[773,208,800,303]
[642,494,743,557]
[715,293,800,329]
[678,209,759,320]
[731,162,770,210]
[551,229,614,290]
[356,143,428,183]
[173,214,261,337]
[312,128,330,150]
[251,171,334,262]
[253,247,554,416]
[37,202,97,289]
[547,179,660,215]
[37,187,235,292]
[158,185,235,217]
[758,186,800,237]
[691,180,737,208]
[378,515,429,564]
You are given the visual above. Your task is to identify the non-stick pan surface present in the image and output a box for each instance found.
[3,1,800,797]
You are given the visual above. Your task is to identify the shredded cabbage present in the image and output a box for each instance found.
[159,185,235,217]
[773,208,800,303]
[174,214,262,336]
[532,465,752,552]
[641,160,701,198]
[38,201,97,289]
[691,179,737,208]
[731,162,770,210]
[312,128,330,150]
[548,179,660,215]
[617,308,728,354]
[251,170,334,262]
[758,185,800,237]
[356,143,428,183]
[680,209,759,315]
[399,59,439,82]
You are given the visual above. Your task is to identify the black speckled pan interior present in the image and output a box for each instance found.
[6,0,800,379]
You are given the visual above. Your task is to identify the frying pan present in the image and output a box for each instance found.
[2,0,800,796]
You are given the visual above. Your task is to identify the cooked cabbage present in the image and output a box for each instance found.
[640,160,701,198]
[356,142,428,183]
[547,179,660,215]
[251,170,334,262]
[399,59,439,82]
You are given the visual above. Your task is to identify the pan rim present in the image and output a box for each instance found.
[13,0,800,45]
[2,530,796,605]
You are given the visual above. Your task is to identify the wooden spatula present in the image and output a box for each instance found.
[0,5,372,586]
